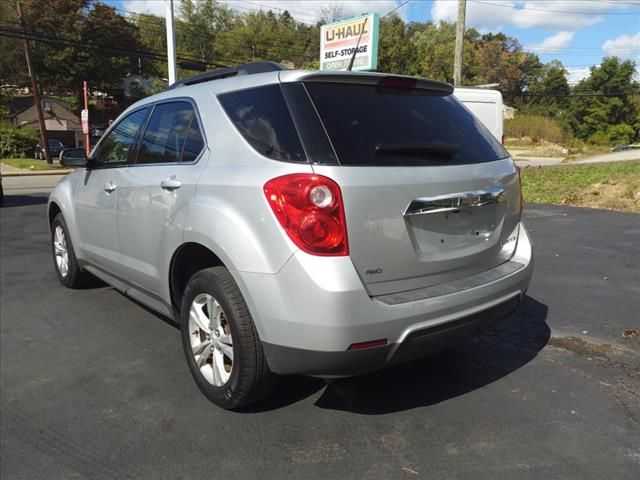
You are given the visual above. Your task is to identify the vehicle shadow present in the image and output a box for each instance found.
[1,194,49,208]
[251,295,549,413]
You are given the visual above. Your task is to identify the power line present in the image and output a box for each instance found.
[521,90,640,98]
[224,1,320,20]
[54,1,320,62]
[0,26,233,68]
[470,0,640,15]
[383,0,411,18]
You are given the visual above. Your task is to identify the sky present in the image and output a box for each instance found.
[110,0,640,84]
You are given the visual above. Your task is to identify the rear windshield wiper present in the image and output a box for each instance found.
[374,142,459,159]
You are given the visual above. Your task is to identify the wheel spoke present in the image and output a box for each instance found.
[208,297,221,329]
[196,348,212,368]
[192,340,211,356]
[212,352,224,385]
[218,337,233,361]
[189,303,210,333]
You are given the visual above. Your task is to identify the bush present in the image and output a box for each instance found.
[587,131,610,146]
[505,114,566,145]
[607,124,635,146]
[0,126,39,158]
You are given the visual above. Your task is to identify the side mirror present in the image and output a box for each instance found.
[60,148,90,168]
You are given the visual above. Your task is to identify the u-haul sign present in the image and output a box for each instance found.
[320,13,379,71]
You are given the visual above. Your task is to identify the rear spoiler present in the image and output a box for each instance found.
[280,71,453,95]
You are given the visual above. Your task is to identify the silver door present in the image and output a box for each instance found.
[73,168,122,273]
[73,107,149,274]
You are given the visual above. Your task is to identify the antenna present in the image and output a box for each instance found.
[346,17,368,72]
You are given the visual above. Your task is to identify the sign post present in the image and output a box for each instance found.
[81,110,89,153]
[82,80,90,156]
[320,13,380,71]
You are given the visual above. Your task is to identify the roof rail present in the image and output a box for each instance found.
[167,61,285,90]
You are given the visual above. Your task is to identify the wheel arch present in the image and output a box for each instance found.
[169,242,225,313]
[48,201,62,229]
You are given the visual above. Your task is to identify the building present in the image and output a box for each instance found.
[10,96,83,147]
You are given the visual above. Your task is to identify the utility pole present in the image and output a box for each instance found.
[17,2,50,163]
[165,0,177,85]
[453,0,466,86]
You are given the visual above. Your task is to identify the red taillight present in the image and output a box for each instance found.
[264,174,349,256]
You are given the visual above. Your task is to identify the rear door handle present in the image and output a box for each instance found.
[103,181,116,193]
[404,188,505,216]
[160,177,182,191]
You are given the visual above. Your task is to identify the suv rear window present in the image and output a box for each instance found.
[305,82,509,166]
[218,85,306,163]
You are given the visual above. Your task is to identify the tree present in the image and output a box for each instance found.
[0,2,27,85]
[569,57,639,144]
[525,60,571,117]
[377,15,416,75]
[178,0,237,65]
[21,0,141,102]
[133,13,167,78]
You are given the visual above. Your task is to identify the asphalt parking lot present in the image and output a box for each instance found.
[1,183,639,480]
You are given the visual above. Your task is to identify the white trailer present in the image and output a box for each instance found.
[453,88,504,144]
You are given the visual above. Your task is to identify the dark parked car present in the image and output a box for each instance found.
[35,139,66,160]
[611,144,640,152]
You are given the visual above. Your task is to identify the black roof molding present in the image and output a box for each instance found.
[167,61,285,90]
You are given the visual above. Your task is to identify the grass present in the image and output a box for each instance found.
[521,160,640,212]
[1,158,67,171]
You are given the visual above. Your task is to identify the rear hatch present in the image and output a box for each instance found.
[299,75,522,296]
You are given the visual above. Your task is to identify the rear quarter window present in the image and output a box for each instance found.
[218,85,307,163]
[305,82,509,166]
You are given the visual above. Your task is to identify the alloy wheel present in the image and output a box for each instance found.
[53,226,69,277]
[188,293,234,386]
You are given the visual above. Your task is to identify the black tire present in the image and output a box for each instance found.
[51,213,89,288]
[180,267,275,410]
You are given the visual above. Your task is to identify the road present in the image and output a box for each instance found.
[512,149,640,168]
[1,173,62,196]
[1,180,639,480]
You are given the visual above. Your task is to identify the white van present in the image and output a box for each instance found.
[454,88,504,144]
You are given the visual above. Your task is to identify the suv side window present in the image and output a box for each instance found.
[94,108,148,166]
[136,101,204,164]
[218,85,306,163]
[181,117,205,163]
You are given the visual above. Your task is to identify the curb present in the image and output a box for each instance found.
[1,169,74,177]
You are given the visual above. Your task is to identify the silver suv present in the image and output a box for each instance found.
[49,62,533,409]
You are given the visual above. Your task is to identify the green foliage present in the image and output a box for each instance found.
[377,15,416,75]
[525,60,570,116]
[0,126,39,158]
[606,124,635,146]
[505,114,566,144]
[568,57,639,145]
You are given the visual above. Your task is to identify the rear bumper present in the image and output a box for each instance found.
[234,223,533,377]
[262,296,520,377]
